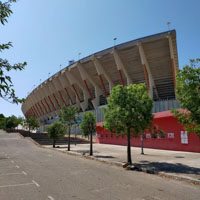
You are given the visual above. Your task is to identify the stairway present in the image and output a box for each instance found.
[18,131,89,146]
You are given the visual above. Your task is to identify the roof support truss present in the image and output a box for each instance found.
[138,43,159,99]
[92,56,114,94]
[167,34,176,87]
[112,49,132,86]
[77,62,103,109]
[65,70,89,111]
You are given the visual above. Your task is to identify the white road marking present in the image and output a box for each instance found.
[0,182,34,188]
[22,171,27,175]
[16,165,20,168]
[48,196,55,200]
[32,180,40,187]
[0,172,25,176]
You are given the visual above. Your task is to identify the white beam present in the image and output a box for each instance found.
[43,82,60,116]
[29,93,44,121]
[112,49,132,85]
[33,91,48,120]
[92,55,114,94]
[39,85,57,117]
[77,62,103,108]
[167,34,177,87]
[138,43,159,98]
[59,73,80,109]
[65,70,89,111]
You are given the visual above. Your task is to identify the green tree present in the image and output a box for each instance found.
[47,121,66,148]
[5,115,18,130]
[60,105,79,151]
[24,115,39,135]
[80,112,96,156]
[0,113,6,129]
[171,58,200,137]
[15,116,23,129]
[103,84,153,165]
[0,0,27,104]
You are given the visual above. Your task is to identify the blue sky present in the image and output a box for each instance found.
[0,0,200,117]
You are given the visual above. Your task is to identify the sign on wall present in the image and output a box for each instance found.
[181,131,188,144]
[168,133,174,138]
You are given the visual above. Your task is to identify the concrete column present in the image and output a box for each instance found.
[167,34,177,88]
[92,56,114,94]
[112,49,132,85]
[77,62,103,109]
[65,69,89,111]
[138,42,158,99]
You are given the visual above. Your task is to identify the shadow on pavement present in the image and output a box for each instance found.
[0,157,8,160]
[73,150,100,155]
[94,155,115,159]
[136,161,200,175]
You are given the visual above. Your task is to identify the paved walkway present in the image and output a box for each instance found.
[44,142,200,184]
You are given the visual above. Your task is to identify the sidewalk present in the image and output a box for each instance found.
[44,142,200,184]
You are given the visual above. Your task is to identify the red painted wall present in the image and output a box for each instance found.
[96,110,200,153]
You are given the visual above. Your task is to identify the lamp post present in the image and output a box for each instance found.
[113,38,117,47]
[167,22,171,30]
[78,52,81,60]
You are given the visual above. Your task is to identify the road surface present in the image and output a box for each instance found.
[0,130,199,200]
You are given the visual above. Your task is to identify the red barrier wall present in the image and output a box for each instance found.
[96,110,200,153]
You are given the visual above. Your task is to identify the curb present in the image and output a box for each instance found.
[19,133,200,186]
[44,146,124,168]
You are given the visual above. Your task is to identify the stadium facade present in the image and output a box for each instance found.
[21,30,180,129]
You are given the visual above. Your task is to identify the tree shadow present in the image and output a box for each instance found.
[73,150,100,155]
[175,156,185,158]
[94,155,115,159]
[135,161,200,176]
[0,157,8,160]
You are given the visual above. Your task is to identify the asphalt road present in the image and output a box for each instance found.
[0,130,199,200]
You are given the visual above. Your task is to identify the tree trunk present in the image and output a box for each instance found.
[68,126,71,151]
[53,139,56,148]
[141,132,144,155]
[127,128,132,165]
[74,127,77,146]
[29,125,31,137]
[90,130,93,156]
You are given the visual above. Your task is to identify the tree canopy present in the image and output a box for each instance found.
[24,115,39,133]
[171,58,200,137]
[103,84,153,164]
[0,114,22,130]
[47,121,66,148]
[0,0,27,104]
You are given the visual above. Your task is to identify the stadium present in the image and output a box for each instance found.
[22,30,179,125]
[21,30,200,152]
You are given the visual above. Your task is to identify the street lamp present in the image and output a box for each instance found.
[78,52,81,60]
[113,38,117,47]
[167,22,171,30]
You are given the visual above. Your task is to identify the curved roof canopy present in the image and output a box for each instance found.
[22,30,179,121]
